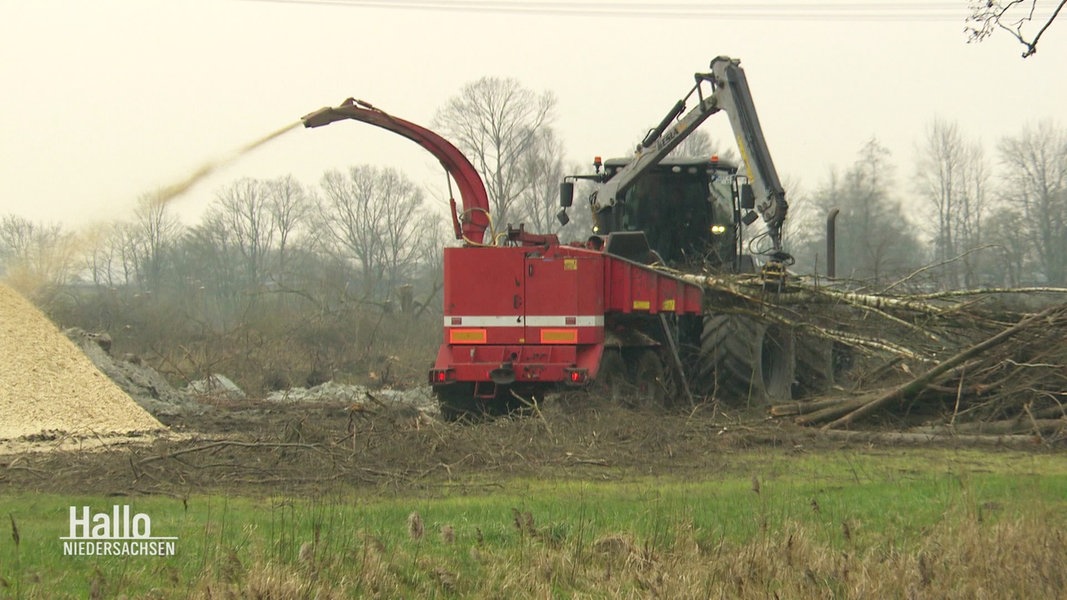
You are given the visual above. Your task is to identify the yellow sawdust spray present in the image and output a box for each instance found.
[2,121,302,295]
[153,120,302,207]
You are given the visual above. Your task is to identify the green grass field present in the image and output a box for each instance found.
[3,447,1066,598]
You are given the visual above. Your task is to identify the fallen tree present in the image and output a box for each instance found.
[822,304,1064,429]
[678,267,1067,435]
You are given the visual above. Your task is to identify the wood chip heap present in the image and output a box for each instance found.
[0,283,163,440]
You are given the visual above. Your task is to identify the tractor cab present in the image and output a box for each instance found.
[595,157,745,272]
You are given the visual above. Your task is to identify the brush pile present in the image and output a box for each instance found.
[688,271,1067,439]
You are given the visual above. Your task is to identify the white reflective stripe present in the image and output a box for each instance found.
[526,316,603,327]
[444,315,604,327]
[445,316,523,327]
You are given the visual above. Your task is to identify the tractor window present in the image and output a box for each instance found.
[620,168,712,265]
[705,169,739,269]
[708,170,735,224]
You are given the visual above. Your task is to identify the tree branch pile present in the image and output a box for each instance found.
[685,270,1067,437]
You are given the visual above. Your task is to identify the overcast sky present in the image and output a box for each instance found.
[1,0,1063,228]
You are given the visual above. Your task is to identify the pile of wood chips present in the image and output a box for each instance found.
[0,283,163,440]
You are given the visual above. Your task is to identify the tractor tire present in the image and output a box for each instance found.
[435,383,481,422]
[437,383,540,422]
[832,341,856,387]
[698,314,795,406]
[794,333,835,398]
[630,349,675,409]
[590,348,631,403]
[498,386,539,417]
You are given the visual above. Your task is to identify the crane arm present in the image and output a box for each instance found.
[593,56,789,253]
[707,56,788,252]
[590,80,722,213]
[301,98,491,245]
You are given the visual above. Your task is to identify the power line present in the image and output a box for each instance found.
[242,0,979,21]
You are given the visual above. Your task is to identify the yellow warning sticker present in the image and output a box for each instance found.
[449,329,487,344]
[540,329,578,343]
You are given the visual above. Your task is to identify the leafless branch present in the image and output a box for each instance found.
[966,0,1067,57]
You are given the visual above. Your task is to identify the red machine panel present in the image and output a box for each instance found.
[442,246,525,345]
[523,249,605,346]
[602,255,703,315]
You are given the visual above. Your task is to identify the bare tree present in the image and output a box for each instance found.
[317,166,426,301]
[182,176,311,309]
[0,215,41,277]
[376,173,427,295]
[0,215,75,289]
[113,223,143,289]
[83,222,128,288]
[916,119,991,288]
[180,216,243,308]
[265,175,311,283]
[515,127,565,234]
[999,120,1067,284]
[808,139,924,285]
[407,211,448,317]
[434,77,556,229]
[959,139,992,286]
[918,119,963,287]
[129,195,182,293]
[983,206,1029,286]
[206,179,276,289]
[966,0,1066,57]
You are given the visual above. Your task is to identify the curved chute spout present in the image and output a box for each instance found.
[302,98,491,245]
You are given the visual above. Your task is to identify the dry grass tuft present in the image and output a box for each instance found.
[407,511,424,541]
[593,533,636,560]
[439,524,455,545]
[298,541,314,567]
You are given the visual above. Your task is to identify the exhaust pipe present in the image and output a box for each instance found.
[826,208,840,279]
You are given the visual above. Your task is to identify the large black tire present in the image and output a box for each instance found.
[589,348,630,403]
[792,336,857,397]
[435,383,481,422]
[438,383,544,422]
[623,348,665,407]
[794,333,835,398]
[589,348,676,410]
[630,349,677,409]
[832,341,856,387]
[498,385,540,417]
[698,314,795,406]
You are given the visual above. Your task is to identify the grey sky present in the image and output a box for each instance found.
[1,0,1063,227]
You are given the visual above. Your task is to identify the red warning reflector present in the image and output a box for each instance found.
[428,369,455,384]
[540,329,578,344]
[449,328,487,344]
[564,368,587,385]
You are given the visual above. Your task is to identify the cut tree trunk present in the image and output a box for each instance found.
[821,305,1061,430]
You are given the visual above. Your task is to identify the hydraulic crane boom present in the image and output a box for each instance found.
[709,56,788,252]
[301,98,492,245]
[590,56,789,252]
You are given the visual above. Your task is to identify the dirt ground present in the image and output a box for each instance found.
[1,392,1049,499]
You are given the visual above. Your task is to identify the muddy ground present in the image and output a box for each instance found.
[0,393,1049,499]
